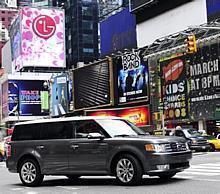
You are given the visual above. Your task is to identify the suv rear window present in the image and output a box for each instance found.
[12,124,40,141]
[12,121,73,141]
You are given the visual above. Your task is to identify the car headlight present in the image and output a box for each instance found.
[192,140,197,144]
[145,144,166,153]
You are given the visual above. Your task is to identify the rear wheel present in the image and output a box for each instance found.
[159,173,176,180]
[19,158,44,187]
[115,154,142,186]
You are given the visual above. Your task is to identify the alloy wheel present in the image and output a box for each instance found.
[21,162,37,184]
[116,158,134,183]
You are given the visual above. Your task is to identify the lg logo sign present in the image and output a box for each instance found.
[33,15,56,39]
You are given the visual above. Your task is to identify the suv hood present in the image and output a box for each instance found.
[114,135,186,144]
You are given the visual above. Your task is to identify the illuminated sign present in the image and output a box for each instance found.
[33,15,56,39]
[116,50,149,104]
[160,54,188,120]
[85,106,150,127]
[8,80,49,116]
[14,7,66,71]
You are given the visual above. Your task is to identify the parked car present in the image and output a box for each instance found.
[6,116,192,186]
[202,135,220,151]
[173,128,210,151]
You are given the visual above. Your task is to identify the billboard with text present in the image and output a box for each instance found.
[8,80,49,116]
[115,50,149,105]
[85,106,150,127]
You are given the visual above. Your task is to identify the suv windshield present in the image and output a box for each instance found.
[96,119,145,137]
[184,129,201,138]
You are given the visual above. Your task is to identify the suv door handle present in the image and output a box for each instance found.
[70,145,79,149]
[36,145,44,149]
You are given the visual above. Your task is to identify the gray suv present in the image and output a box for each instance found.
[6,116,192,186]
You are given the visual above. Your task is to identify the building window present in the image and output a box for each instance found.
[83,34,93,44]
[82,6,92,16]
[82,20,93,30]
[83,48,94,53]
[1,18,5,21]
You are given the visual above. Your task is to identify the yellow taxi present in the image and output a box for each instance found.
[203,135,220,151]
[0,139,5,161]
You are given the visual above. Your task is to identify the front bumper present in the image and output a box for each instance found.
[189,144,210,151]
[144,150,192,176]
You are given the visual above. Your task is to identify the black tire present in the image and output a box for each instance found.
[159,173,176,180]
[115,154,142,186]
[210,144,216,152]
[66,175,80,180]
[19,158,44,187]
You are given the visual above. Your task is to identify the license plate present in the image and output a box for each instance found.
[202,146,206,149]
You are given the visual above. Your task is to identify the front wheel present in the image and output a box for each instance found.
[19,158,44,187]
[115,154,142,185]
[210,144,216,152]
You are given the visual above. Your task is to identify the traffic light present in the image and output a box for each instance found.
[186,35,197,53]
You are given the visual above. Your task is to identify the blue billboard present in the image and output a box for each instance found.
[206,0,220,21]
[51,73,69,116]
[100,7,137,56]
[8,80,49,116]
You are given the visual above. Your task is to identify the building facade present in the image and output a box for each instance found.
[64,0,99,69]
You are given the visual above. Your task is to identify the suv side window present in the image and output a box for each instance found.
[40,122,72,140]
[74,120,105,139]
[12,124,40,141]
[175,130,185,138]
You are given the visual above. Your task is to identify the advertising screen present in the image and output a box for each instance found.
[159,54,188,121]
[100,7,137,56]
[8,80,49,116]
[19,7,65,70]
[73,59,112,110]
[10,16,22,72]
[206,0,220,21]
[85,106,150,127]
[2,80,8,119]
[188,43,220,120]
[116,50,149,104]
[51,73,69,116]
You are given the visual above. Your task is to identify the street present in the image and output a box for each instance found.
[0,152,220,194]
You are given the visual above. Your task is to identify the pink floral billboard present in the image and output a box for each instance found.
[18,7,65,70]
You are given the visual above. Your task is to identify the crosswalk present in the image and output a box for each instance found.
[0,162,6,168]
[175,162,220,181]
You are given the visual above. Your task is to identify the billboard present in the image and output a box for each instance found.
[2,80,8,120]
[8,80,49,116]
[15,7,65,70]
[51,73,69,116]
[85,106,150,127]
[159,54,188,121]
[188,43,220,120]
[100,7,137,56]
[206,0,220,21]
[73,59,112,110]
[10,16,22,72]
[115,50,149,104]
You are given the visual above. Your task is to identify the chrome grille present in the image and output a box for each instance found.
[164,142,187,152]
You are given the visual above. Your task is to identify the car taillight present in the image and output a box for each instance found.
[6,144,11,157]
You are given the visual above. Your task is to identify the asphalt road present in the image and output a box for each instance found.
[1,152,220,194]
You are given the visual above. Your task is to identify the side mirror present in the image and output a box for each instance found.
[87,132,104,140]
